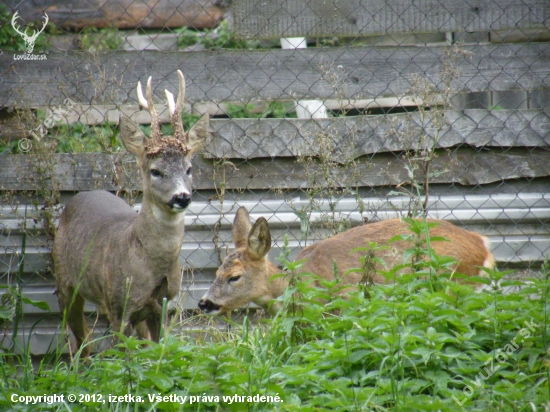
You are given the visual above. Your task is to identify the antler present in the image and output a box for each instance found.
[164,70,186,142]
[136,71,191,152]
[136,77,162,141]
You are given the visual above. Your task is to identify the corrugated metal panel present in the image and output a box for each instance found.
[1,193,549,354]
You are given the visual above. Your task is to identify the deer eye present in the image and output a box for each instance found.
[151,169,162,177]
[186,167,192,176]
[228,275,241,284]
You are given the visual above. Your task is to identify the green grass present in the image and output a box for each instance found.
[1,220,549,411]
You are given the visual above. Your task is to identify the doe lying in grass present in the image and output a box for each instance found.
[199,207,495,314]
[53,70,209,356]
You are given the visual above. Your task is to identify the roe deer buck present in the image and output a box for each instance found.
[198,207,495,314]
[53,70,209,356]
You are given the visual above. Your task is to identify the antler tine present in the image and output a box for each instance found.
[175,70,186,118]
[144,76,162,140]
[136,81,148,108]
[167,70,186,141]
[165,89,175,116]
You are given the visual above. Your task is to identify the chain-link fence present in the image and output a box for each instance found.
[0,0,549,354]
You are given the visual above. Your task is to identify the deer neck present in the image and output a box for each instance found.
[134,197,186,260]
[255,262,291,313]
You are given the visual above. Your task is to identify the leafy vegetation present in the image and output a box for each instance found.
[224,102,297,119]
[175,20,264,50]
[77,27,123,52]
[1,102,297,155]
[52,123,121,153]
[0,110,205,155]
[1,219,548,411]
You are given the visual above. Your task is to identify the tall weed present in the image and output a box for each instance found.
[1,220,548,411]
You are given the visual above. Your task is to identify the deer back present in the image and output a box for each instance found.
[297,218,495,285]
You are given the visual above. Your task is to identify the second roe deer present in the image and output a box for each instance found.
[198,207,495,314]
[53,70,209,356]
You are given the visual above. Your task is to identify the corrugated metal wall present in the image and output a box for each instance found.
[2,191,549,354]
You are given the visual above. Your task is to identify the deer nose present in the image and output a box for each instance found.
[198,299,220,313]
[170,193,191,210]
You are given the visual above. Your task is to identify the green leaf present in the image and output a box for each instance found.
[143,369,174,391]
[428,236,450,243]
[21,296,50,311]
[0,305,15,320]
[348,350,371,363]
[412,347,436,364]
[468,276,492,285]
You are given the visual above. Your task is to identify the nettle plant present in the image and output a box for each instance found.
[265,219,549,410]
[0,219,548,411]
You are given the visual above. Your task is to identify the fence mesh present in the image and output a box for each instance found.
[0,0,549,352]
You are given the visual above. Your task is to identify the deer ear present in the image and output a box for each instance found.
[186,113,209,155]
[248,217,271,260]
[120,115,147,157]
[233,207,252,249]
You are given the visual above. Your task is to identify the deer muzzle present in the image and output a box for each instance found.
[168,193,191,211]
[198,298,221,314]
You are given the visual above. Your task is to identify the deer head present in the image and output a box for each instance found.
[120,70,209,219]
[11,11,48,53]
[198,207,282,314]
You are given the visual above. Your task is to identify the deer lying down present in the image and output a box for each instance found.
[198,207,495,315]
[53,71,209,356]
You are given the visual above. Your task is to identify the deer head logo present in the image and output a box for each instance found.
[11,11,49,54]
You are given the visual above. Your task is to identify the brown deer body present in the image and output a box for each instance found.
[198,207,495,315]
[53,71,209,356]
